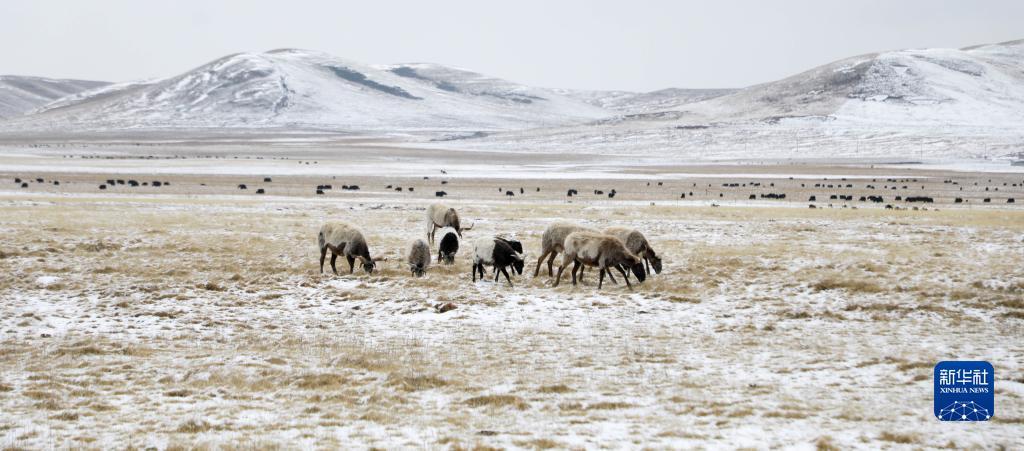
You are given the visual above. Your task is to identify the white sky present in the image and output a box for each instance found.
[2,0,1021,91]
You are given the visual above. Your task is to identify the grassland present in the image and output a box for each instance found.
[1,170,1023,449]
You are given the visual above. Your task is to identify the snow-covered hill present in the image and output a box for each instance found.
[2,40,1022,163]
[440,39,1024,161]
[4,50,611,133]
[0,76,108,119]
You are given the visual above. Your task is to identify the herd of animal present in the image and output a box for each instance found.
[317,204,663,290]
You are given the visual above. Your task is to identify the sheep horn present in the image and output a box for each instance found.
[460,222,474,232]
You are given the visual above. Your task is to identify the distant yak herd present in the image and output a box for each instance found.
[11,175,1023,208]
[317,204,663,290]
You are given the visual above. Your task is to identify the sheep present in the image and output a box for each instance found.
[554,232,646,290]
[426,204,473,245]
[437,227,460,265]
[407,239,430,277]
[317,221,382,274]
[494,237,524,275]
[533,222,597,277]
[603,227,663,277]
[472,237,524,286]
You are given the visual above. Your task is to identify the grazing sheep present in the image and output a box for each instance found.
[603,227,663,276]
[426,204,473,245]
[554,232,646,290]
[407,239,430,277]
[435,191,447,197]
[238,184,247,190]
[472,237,524,286]
[437,227,460,265]
[317,222,382,274]
[534,222,598,277]
[494,237,524,275]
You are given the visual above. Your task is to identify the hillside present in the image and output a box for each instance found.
[0,76,108,119]
[3,50,611,133]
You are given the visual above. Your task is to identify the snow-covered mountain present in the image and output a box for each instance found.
[0,76,108,120]
[2,40,1022,162]
[439,39,1024,160]
[683,39,1024,127]
[4,49,611,133]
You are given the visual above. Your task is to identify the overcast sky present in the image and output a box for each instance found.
[2,0,1021,91]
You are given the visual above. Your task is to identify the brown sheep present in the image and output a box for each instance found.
[554,232,645,290]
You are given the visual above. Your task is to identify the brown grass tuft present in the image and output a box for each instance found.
[537,384,572,394]
[176,419,213,433]
[878,431,917,444]
[812,276,883,293]
[294,373,348,390]
[465,394,529,410]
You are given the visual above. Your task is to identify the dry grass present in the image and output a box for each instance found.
[464,394,529,410]
[537,384,572,394]
[878,431,918,444]
[1,169,1022,449]
[385,373,450,391]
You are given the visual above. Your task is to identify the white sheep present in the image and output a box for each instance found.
[426,204,473,245]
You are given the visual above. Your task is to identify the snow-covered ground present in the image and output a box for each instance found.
[0,173,1022,449]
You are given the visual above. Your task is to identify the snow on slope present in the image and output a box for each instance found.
[0,76,109,119]
[684,39,1024,127]
[439,40,1024,161]
[553,87,737,114]
[5,50,612,133]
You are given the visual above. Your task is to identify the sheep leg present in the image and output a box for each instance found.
[598,265,606,290]
[472,263,477,282]
[616,265,633,290]
[533,249,550,277]
[604,268,618,285]
[319,247,327,273]
[546,251,557,277]
[493,265,501,282]
[553,260,568,287]
[644,257,651,276]
[571,260,582,285]
[500,266,513,287]
[347,255,355,274]
[329,252,339,275]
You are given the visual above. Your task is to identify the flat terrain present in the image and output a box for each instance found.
[1,145,1023,449]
